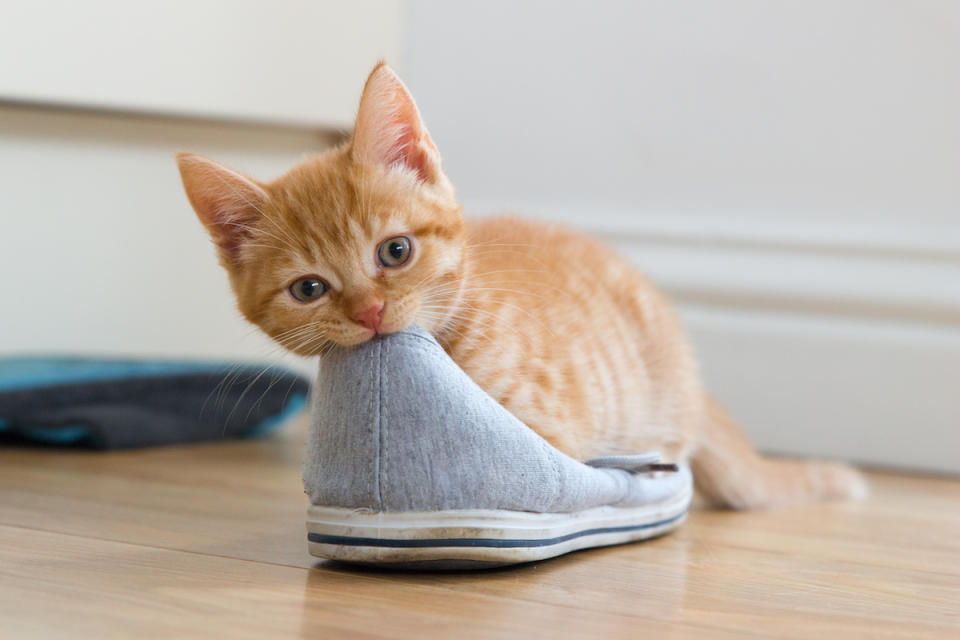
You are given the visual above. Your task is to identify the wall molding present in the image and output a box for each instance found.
[585,213,960,261]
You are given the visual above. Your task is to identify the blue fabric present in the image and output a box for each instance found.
[21,424,92,445]
[245,392,309,437]
[0,356,310,449]
[0,357,236,392]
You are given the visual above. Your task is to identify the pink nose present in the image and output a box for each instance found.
[352,302,384,332]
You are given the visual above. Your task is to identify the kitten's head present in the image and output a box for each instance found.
[177,62,464,354]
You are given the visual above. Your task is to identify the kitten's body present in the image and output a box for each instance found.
[449,217,701,463]
[178,63,864,509]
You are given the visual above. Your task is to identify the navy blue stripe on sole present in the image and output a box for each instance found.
[308,511,686,549]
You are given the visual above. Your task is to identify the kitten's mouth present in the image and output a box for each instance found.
[367,321,404,338]
[361,315,415,342]
[351,321,399,344]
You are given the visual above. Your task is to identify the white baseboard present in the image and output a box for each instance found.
[681,305,959,474]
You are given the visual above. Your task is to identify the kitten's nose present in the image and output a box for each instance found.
[352,302,384,333]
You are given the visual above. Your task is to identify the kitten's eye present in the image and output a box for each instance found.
[378,236,412,267]
[289,277,328,303]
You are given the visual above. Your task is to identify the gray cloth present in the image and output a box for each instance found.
[304,325,691,513]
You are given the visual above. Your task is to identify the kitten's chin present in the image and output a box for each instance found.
[322,316,421,349]
[331,329,377,347]
[378,315,418,336]
[330,323,402,348]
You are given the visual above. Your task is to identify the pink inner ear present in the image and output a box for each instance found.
[209,194,258,258]
[179,157,268,262]
[353,66,438,183]
[382,110,433,182]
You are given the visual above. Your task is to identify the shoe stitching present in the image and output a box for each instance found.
[381,337,389,511]
[543,436,563,512]
[373,339,383,511]
[390,341,439,358]
[393,330,439,349]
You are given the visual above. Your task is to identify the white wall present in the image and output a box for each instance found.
[0,105,333,373]
[0,1,401,374]
[400,1,960,472]
[401,0,958,229]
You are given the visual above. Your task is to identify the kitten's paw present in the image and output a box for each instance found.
[812,461,869,502]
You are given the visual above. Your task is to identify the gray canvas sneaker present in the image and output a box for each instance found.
[304,325,692,568]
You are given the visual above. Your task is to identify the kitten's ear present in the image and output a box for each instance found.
[351,62,445,186]
[176,152,268,262]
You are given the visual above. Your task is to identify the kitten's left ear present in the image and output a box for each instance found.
[176,152,268,264]
[351,62,447,189]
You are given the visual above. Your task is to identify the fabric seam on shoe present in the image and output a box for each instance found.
[541,437,563,512]
[381,337,389,511]
[393,331,440,349]
[374,339,384,510]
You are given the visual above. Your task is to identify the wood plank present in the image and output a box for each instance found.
[0,421,957,638]
[0,525,752,640]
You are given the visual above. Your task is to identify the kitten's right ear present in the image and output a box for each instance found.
[351,62,446,188]
[176,152,268,262]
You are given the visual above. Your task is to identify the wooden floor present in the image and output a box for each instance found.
[1,417,957,639]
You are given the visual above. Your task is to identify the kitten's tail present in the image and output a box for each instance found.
[691,396,868,510]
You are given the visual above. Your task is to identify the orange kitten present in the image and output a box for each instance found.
[177,62,865,509]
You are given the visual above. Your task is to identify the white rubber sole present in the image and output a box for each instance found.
[306,488,692,568]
